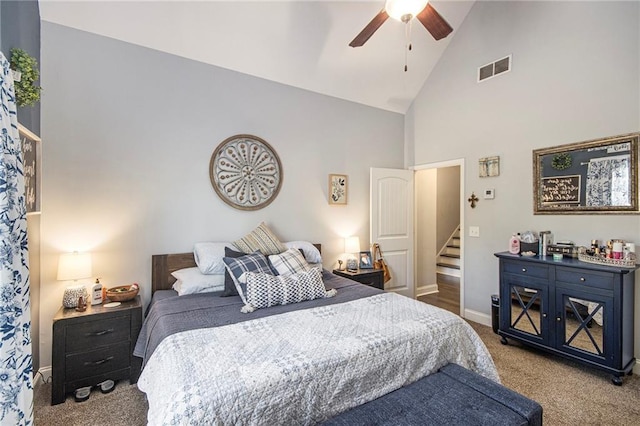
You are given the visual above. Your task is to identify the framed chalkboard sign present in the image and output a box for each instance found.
[533,133,639,214]
[18,123,41,214]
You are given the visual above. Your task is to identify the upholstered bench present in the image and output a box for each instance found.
[324,363,542,426]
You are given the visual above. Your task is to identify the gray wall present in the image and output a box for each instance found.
[408,0,639,357]
[38,22,404,369]
[0,0,41,374]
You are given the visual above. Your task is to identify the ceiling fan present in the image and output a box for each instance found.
[349,0,453,48]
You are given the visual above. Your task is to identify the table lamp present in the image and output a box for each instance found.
[57,252,92,309]
[344,236,360,272]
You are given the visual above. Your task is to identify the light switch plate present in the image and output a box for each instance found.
[469,226,480,237]
[484,188,495,199]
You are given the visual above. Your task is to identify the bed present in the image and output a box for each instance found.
[134,247,499,425]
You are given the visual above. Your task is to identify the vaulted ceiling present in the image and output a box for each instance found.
[39,1,475,113]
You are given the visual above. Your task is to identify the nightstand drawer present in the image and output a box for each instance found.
[65,341,130,382]
[66,316,131,353]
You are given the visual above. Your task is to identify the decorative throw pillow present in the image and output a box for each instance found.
[223,251,275,304]
[284,241,322,264]
[240,268,336,313]
[221,247,246,297]
[233,222,287,255]
[268,248,312,276]
[193,242,234,274]
[170,267,225,295]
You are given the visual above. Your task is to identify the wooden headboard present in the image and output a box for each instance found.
[152,244,322,293]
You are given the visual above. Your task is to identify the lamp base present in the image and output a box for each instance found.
[346,258,358,272]
[63,285,88,309]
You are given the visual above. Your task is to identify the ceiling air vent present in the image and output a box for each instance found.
[478,55,511,82]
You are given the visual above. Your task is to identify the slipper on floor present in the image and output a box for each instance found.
[97,379,115,394]
[74,386,91,402]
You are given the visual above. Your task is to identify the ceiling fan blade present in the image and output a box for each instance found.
[349,9,389,47]
[417,3,453,41]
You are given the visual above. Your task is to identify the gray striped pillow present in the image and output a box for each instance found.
[269,248,312,276]
[233,222,286,255]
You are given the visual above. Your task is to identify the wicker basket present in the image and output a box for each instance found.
[106,285,139,302]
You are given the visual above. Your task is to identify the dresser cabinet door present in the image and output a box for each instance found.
[500,273,550,346]
[554,283,614,367]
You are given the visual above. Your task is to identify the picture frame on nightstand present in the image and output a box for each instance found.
[359,251,373,269]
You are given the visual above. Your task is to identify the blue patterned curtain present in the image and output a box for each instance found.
[0,51,33,425]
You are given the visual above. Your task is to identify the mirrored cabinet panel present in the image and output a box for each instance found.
[509,286,543,338]
[562,297,604,356]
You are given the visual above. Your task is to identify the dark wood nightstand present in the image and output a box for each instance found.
[333,268,385,290]
[51,296,142,405]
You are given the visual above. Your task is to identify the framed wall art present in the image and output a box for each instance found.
[533,133,639,214]
[19,123,41,214]
[328,174,347,205]
[479,156,500,177]
[209,134,283,211]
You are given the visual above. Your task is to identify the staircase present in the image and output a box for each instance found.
[436,227,460,278]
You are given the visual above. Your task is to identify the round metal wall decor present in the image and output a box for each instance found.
[209,134,283,211]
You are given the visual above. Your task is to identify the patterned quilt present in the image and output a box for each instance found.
[137,292,498,425]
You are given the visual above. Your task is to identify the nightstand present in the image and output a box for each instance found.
[333,268,385,290]
[51,296,142,405]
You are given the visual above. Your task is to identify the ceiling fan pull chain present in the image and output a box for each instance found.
[404,18,413,72]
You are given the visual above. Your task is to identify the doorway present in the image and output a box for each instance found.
[413,160,464,316]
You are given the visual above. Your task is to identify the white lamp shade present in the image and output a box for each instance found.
[385,0,429,21]
[344,236,361,254]
[57,252,92,281]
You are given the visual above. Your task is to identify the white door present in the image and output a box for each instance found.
[370,168,414,298]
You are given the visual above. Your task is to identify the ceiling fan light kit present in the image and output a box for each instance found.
[385,0,429,22]
[349,1,453,48]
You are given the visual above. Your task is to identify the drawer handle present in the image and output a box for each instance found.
[87,328,115,337]
[521,268,527,272]
[580,277,586,282]
[84,356,114,367]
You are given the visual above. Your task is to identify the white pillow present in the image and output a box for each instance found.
[193,242,234,274]
[284,241,322,264]
[268,248,312,276]
[171,267,225,295]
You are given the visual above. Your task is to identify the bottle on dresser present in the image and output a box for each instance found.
[509,234,520,254]
[539,231,553,256]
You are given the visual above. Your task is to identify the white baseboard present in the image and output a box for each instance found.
[37,366,52,385]
[463,309,492,327]
[415,284,438,297]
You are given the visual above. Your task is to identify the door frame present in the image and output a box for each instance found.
[411,158,465,317]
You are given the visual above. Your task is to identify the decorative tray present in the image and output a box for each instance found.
[577,253,637,268]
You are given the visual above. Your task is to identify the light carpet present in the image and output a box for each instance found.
[34,321,640,425]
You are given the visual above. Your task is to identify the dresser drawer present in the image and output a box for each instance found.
[503,261,549,280]
[66,316,131,353]
[65,341,130,382]
[556,267,614,291]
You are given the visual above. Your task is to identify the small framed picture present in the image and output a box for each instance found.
[329,174,347,205]
[359,251,373,269]
[479,156,500,178]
